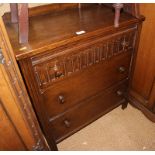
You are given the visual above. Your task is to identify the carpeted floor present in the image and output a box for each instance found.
[58,104,155,151]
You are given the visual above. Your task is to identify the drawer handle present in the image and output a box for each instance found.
[116,90,123,96]
[53,64,64,78]
[64,119,71,128]
[118,66,126,73]
[58,95,65,104]
[55,71,64,78]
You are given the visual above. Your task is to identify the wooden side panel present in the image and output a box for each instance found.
[0,100,26,150]
[0,17,50,150]
[131,4,155,102]
[129,4,155,122]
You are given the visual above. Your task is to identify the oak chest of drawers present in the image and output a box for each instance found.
[3,3,144,149]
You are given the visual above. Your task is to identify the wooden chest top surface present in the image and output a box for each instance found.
[3,4,140,60]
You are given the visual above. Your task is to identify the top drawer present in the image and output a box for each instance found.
[31,27,136,91]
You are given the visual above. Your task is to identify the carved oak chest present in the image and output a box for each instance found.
[3,4,144,149]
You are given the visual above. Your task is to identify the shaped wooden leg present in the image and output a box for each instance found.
[18,4,29,43]
[113,3,124,28]
[10,3,18,23]
[122,101,128,110]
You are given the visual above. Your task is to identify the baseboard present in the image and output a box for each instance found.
[129,95,155,123]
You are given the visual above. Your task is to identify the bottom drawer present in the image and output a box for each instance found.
[49,80,128,143]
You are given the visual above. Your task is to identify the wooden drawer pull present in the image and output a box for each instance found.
[116,90,123,96]
[53,64,64,78]
[118,66,126,73]
[64,119,71,128]
[58,95,65,104]
[55,71,63,78]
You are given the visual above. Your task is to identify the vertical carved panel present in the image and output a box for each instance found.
[113,38,120,55]
[88,49,94,66]
[80,51,88,68]
[65,58,74,75]
[94,47,100,63]
[47,61,56,83]
[34,66,48,87]
[107,41,114,58]
[100,44,107,60]
[72,55,80,72]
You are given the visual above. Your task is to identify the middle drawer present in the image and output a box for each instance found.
[42,51,132,119]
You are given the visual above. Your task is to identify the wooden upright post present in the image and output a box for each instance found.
[10,3,18,23]
[113,3,124,28]
[18,4,29,43]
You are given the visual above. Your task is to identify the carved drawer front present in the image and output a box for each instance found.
[32,28,136,90]
[42,51,131,119]
[49,80,128,143]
